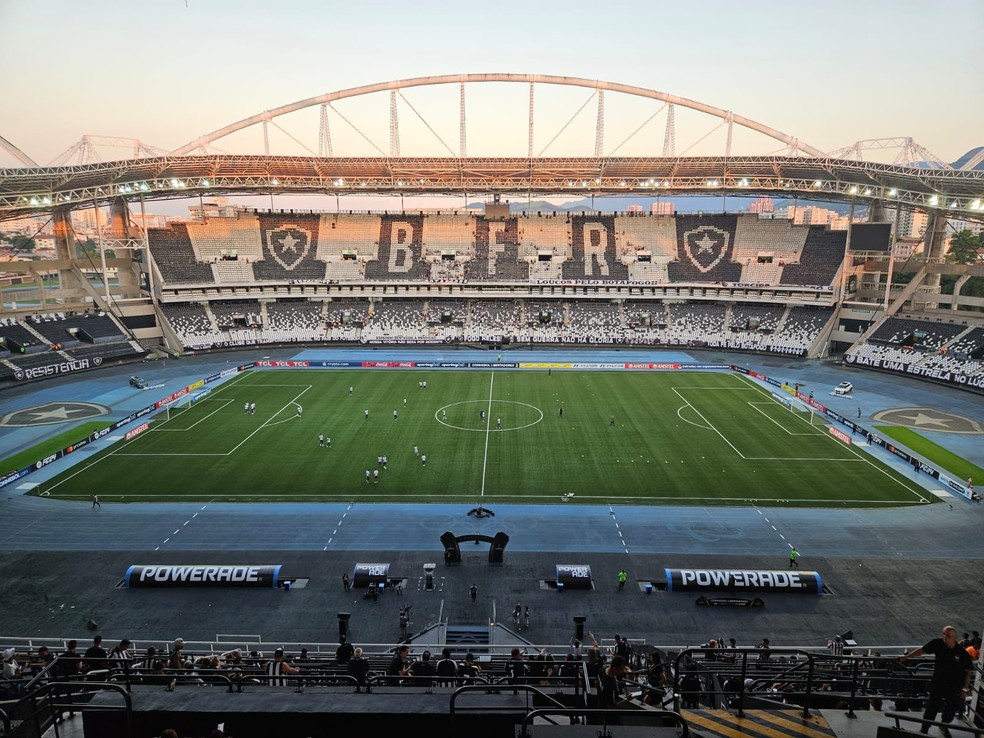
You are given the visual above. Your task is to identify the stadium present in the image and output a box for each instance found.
[1,69,983,738]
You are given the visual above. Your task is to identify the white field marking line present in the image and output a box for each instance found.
[40,384,243,490]
[152,398,235,432]
[609,505,630,554]
[735,374,932,504]
[118,387,311,457]
[87,492,928,505]
[480,372,495,498]
[676,404,712,429]
[671,387,747,459]
[224,387,312,457]
[747,402,818,436]
[324,503,352,550]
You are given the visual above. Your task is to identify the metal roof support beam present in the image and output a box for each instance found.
[389,90,400,158]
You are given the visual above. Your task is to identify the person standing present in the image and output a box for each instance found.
[393,409,398,421]
[244,402,249,414]
[899,626,973,735]
[296,404,302,417]
[365,469,370,484]
[788,547,799,569]
[342,572,350,592]
[364,408,369,420]
[610,416,616,426]
[91,495,101,509]
[335,635,354,665]
[617,569,628,591]
[349,386,353,396]
[469,584,478,603]
[319,433,324,447]
[250,402,256,414]
[857,407,862,419]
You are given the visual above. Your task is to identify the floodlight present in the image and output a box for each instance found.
[888,189,897,197]
[928,195,938,205]
[849,186,858,194]
[814,180,823,188]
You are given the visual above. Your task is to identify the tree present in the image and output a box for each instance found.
[946,229,982,265]
[10,235,35,251]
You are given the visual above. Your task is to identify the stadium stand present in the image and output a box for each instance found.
[186,212,263,264]
[467,217,528,281]
[160,303,216,347]
[265,300,325,343]
[867,316,966,351]
[667,215,743,283]
[147,224,215,284]
[365,214,430,281]
[779,225,846,288]
[562,216,630,281]
[253,213,328,282]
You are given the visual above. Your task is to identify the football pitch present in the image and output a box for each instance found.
[35,369,933,507]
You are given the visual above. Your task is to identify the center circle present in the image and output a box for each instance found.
[435,400,544,432]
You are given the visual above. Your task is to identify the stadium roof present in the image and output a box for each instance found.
[1,154,983,221]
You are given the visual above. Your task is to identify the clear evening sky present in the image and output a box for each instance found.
[0,0,980,166]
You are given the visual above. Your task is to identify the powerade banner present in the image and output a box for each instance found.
[353,563,390,588]
[124,565,282,588]
[665,568,822,594]
[845,354,984,391]
[556,564,593,589]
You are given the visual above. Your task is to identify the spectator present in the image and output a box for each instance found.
[756,638,772,663]
[347,647,370,692]
[613,634,631,661]
[457,653,481,684]
[598,655,630,708]
[506,647,529,692]
[827,635,844,657]
[167,638,186,670]
[899,625,973,735]
[83,635,108,674]
[408,649,437,687]
[436,647,457,686]
[265,647,299,687]
[387,645,410,685]
[335,635,354,665]
[110,639,133,677]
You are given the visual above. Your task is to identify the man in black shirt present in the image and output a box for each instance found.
[436,647,457,686]
[335,635,354,666]
[386,645,410,685]
[83,635,107,674]
[899,625,974,736]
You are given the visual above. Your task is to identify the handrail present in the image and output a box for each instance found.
[518,708,690,738]
[449,684,573,738]
[885,711,984,737]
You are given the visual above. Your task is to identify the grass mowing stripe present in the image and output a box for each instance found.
[0,422,108,470]
[875,425,983,483]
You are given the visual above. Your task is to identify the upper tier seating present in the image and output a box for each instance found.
[562,216,629,281]
[667,215,743,283]
[186,214,263,263]
[253,214,328,281]
[148,211,846,289]
[364,215,431,281]
[148,224,215,284]
[779,226,845,288]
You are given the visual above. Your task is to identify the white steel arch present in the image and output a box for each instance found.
[172,73,825,158]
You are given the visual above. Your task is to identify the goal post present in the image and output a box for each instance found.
[165,388,212,421]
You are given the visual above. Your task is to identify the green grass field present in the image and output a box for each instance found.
[34,369,933,507]
[875,425,984,484]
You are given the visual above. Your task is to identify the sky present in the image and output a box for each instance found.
[1,0,981,168]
